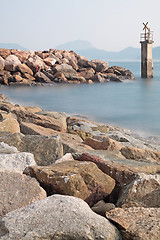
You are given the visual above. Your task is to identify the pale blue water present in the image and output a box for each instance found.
[0,61,160,138]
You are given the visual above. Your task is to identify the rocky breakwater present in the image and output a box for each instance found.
[0,48,135,86]
[0,95,160,239]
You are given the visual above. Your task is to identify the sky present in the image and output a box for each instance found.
[0,0,160,51]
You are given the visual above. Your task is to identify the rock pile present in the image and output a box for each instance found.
[0,48,135,86]
[0,95,159,239]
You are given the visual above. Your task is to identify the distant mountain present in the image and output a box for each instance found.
[56,40,160,61]
[0,43,28,51]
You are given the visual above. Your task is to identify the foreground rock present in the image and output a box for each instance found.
[0,171,46,216]
[24,160,115,206]
[0,195,121,240]
[116,173,160,208]
[106,207,160,240]
[0,133,63,165]
[0,152,36,173]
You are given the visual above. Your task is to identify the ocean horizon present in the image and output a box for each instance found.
[1,60,160,139]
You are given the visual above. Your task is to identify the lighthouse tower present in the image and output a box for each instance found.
[140,22,154,78]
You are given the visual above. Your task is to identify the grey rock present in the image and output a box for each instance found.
[35,71,52,83]
[0,171,46,216]
[0,194,121,240]
[0,152,36,173]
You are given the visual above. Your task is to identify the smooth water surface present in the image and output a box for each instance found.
[0,61,160,138]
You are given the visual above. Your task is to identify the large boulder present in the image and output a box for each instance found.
[116,173,160,208]
[0,133,63,166]
[106,207,160,240]
[0,56,5,70]
[4,55,21,71]
[0,152,36,173]
[12,50,30,63]
[0,194,121,240]
[24,160,115,206]
[0,171,46,216]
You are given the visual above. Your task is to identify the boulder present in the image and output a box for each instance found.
[91,59,109,72]
[35,71,52,83]
[106,207,160,240]
[0,56,5,70]
[12,50,30,63]
[26,55,46,73]
[17,63,33,75]
[4,55,21,71]
[78,58,96,69]
[24,106,42,113]
[116,173,160,208]
[84,136,123,151]
[53,72,68,83]
[78,67,95,79]
[0,152,36,173]
[20,122,59,135]
[24,160,115,206]
[74,153,136,186]
[54,63,78,78]
[0,48,10,59]
[0,194,121,240]
[0,133,63,166]
[90,73,107,83]
[44,57,57,66]
[0,70,12,85]
[0,142,18,154]
[0,111,20,134]
[0,171,46,216]
[121,146,160,163]
[12,108,67,132]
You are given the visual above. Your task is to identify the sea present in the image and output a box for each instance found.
[0,60,160,139]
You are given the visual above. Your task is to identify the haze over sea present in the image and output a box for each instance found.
[0,60,160,139]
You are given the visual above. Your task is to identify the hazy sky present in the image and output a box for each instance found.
[0,0,160,51]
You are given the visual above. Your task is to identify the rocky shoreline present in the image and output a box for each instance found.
[0,94,159,239]
[0,48,135,86]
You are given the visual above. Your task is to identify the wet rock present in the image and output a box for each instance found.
[0,194,121,240]
[4,55,21,71]
[0,171,46,216]
[116,173,160,208]
[24,160,115,206]
[106,207,160,240]
[0,152,36,173]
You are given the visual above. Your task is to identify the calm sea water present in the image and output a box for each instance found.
[0,60,160,138]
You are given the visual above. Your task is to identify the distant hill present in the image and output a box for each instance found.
[56,40,160,61]
[0,43,28,51]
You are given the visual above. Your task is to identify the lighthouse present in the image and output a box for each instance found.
[140,22,154,78]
